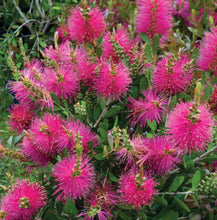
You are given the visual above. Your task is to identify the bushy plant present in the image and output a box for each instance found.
[1,0,217,219]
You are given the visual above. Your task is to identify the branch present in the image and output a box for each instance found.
[157,191,195,195]
[93,96,113,128]
[12,0,32,33]
[170,145,217,175]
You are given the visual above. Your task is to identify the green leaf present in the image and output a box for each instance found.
[109,172,119,182]
[201,155,217,163]
[50,92,60,105]
[169,176,185,192]
[174,197,191,213]
[146,133,153,139]
[51,6,61,10]
[39,41,46,48]
[104,106,121,119]
[154,196,168,207]
[204,84,213,101]
[152,35,160,54]
[43,209,58,220]
[96,47,102,57]
[95,153,105,160]
[93,103,101,121]
[63,200,78,217]
[145,44,153,62]
[99,127,107,141]
[140,33,151,45]
[140,77,148,91]
[162,211,178,220]
[192,170,201,188]
[118,210,132,220]
[147,119,157,131]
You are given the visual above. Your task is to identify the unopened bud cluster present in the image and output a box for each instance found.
[199,173,217,195]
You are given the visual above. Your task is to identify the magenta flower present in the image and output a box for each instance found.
[167,102,214,152]
[67,7,106,43]
[128,89,168,127]
[8,104,34,134]
[57,119,98,153]
[94,61,132,99]
[102,28,134,63]
[52,155,95,200]
[152,54,193,94]
[135,136,180,174]
[197,27,217,76]
[44,40,72,64]
[119,170,157,209]
[43,65,79,99]
[0,180,46,220]
[136,0,173,38]
[22,135,52,165]
[173,0,191,21]
[29,114,64,156]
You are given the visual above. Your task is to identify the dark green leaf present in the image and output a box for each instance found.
[152,35,160,54]
[109,172,119,182]
[204,84,213,101]
[162,211,178,220]
[192,170,201,188]
[169,176,185,192]
[104,106,121,119]
[63,200,78,217]
[140,33,151,45]
[174,197,191,213]
[154,196,168,207]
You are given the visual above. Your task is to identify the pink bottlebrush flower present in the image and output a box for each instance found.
[8,104,35,134]
[22,135,51,165]
[56,119,98,153]
[57,24,70,42]
[86,181,119,208]
[119,170,157,209]
[128,89,168,127]
[173,0,191,20]
[167,102,214,152]
[135,136,180,174]
[197,27,217,76]
[152,54,193,94]
[94,62,132,99]
[76,57,97,87]
[102,28,134,63]
[44,41,72,64]
[43,65,80,99]
[136,0,173,38]
[0,180,46,220]
[67,7,106,43]
[52,155,95,200]
[29,114,64,156]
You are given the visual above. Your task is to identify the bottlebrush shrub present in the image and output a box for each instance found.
[2,0,217,219]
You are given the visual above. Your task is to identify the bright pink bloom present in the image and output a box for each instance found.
[44,41,72,64]
[173,0,191,20]
[29,114,64,156]
[128,89,168,127]
[0,180,46,220]
[152,54,193,94]
[8,104,34,134]
[44,65,79,99]
[56,119,98,153]
[22,135,51,165]
[136,0,173,38]
[67,7,106,43]
[167,102,214,152]
[52,155,95,200]
[197,27,217,76]
[135,136,180,174]
[94,62,132,99]
[57,24,70,41]
[102,28,134,63]
[119,170,157,209]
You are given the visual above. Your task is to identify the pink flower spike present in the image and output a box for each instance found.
[0,180,46,220]
[135,136,181,174]
[8,104,35,134]
[56,119,98,153]
[136,0,173,38]
[167,101,215,152]
[102,28,134,63]
[197,27,217,76]
[128,89,168,127]
[119,170,157,209]
[152,54,193,95]
[67,7,106,43]
[43,64,80,99]
[94,61,132,99]
[52,155,95,200]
